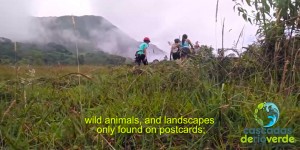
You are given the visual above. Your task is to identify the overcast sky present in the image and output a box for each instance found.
[1,0,258,55]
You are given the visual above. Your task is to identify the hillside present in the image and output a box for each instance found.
[29,15,166,61]
[0,37,127,65]
[0,15,166,65]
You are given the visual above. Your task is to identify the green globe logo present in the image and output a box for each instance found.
[254,102,280,127]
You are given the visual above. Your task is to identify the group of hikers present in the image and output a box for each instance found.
[135,34,200,66]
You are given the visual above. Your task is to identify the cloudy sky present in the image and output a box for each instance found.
[1,0,258,55]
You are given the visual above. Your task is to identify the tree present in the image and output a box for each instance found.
[197,45,214,58]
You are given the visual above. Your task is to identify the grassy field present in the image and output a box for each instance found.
[0,59,299,149]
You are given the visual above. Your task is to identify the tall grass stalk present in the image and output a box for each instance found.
[72,15,81,85]
[215,0,219,23]
[214,0,219,56]
[221,18,225,58]
[14,42,17,101]
[71,15,83,112]
[1,100,16,123]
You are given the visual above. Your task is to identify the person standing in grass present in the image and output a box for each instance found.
[170,38,181,60]
[180,34,194,60]
[135,37,150,66]
[194,41,200,55]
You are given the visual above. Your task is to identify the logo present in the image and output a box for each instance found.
[241,102,295,144]
[254,102,280,128]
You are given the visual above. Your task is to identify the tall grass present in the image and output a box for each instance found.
[0,57,299,149]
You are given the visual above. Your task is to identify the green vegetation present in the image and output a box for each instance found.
[0,37,127,66]
[233,0,300,89]
[0,0,299,149]
[0,53,299,149]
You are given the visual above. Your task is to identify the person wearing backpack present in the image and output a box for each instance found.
[180,34,194,60]
[135,37,150,66]
[170,38,181,60]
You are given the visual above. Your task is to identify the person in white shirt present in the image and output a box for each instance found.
[170,38,181,60]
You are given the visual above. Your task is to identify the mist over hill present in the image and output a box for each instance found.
[0,15,166,65]
[0,37,128,65]
[29,15,166,61]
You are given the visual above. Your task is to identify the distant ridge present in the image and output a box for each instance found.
[29,15,166,61]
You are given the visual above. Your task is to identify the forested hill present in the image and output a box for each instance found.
[0,15,166,65]
[0,37,128,65]
[30,15,165,59]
